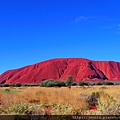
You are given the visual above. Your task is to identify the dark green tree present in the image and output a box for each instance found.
[66,75,73,89]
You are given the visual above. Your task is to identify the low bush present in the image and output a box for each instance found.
[29,84,39,87]
[79,81,85,86]
[46,80,65,87]
[27,84,31,86]
[3,84,9,87]
[80,92,100,107]
[39,79,66,87]
[9,84,15,87]
[103,81,114,85]
[95,82,103,85]
[39,79,53,87]
[22,84,28,87]
[87,92,100,106]
[79,81,89,86]
[71,82,78,86]
[1,102,44,115]
[15,82,22,87]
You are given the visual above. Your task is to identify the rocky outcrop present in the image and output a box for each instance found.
[0,58,120,84]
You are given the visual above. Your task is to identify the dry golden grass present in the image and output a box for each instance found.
[0,85,120,110]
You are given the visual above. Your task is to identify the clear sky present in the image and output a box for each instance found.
[0,0,120,74]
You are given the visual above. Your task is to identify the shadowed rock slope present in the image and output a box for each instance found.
[0,58,120,84]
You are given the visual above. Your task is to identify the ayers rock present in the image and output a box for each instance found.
[0,58,120,84]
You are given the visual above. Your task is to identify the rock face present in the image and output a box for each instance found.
[0,58,120,84]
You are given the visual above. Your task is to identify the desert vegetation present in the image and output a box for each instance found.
[0,79,119,88]
[0,85,120,116]
[1,75,120,118]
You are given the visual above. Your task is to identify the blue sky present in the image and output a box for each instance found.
[0,0,120,74]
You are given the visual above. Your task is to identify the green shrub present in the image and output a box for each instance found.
[79,81,85,86]
[15,82,22,87]
[39,79,55,87]
[103,81,114,85]
[29,84,38,87]
[22,84,28,87]
[3,84,9,87]
[71,82,78,86]
[46,80,65,87]
[26,84,31,86]
[22,84,39,87]
[4,89,10,92]
[9,84,15,87]
[39,79,66,87]
[95,82,103,85]
[84,82,89,86]
[46,81,56,87]
[79,81,89,86]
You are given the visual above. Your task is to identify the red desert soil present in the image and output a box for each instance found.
[0,58,120,84]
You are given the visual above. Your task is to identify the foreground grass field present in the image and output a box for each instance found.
[0,86,120,115]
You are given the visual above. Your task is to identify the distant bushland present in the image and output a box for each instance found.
[1,80,120,87]
[39,79,66,87]
[79,81,89,86]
